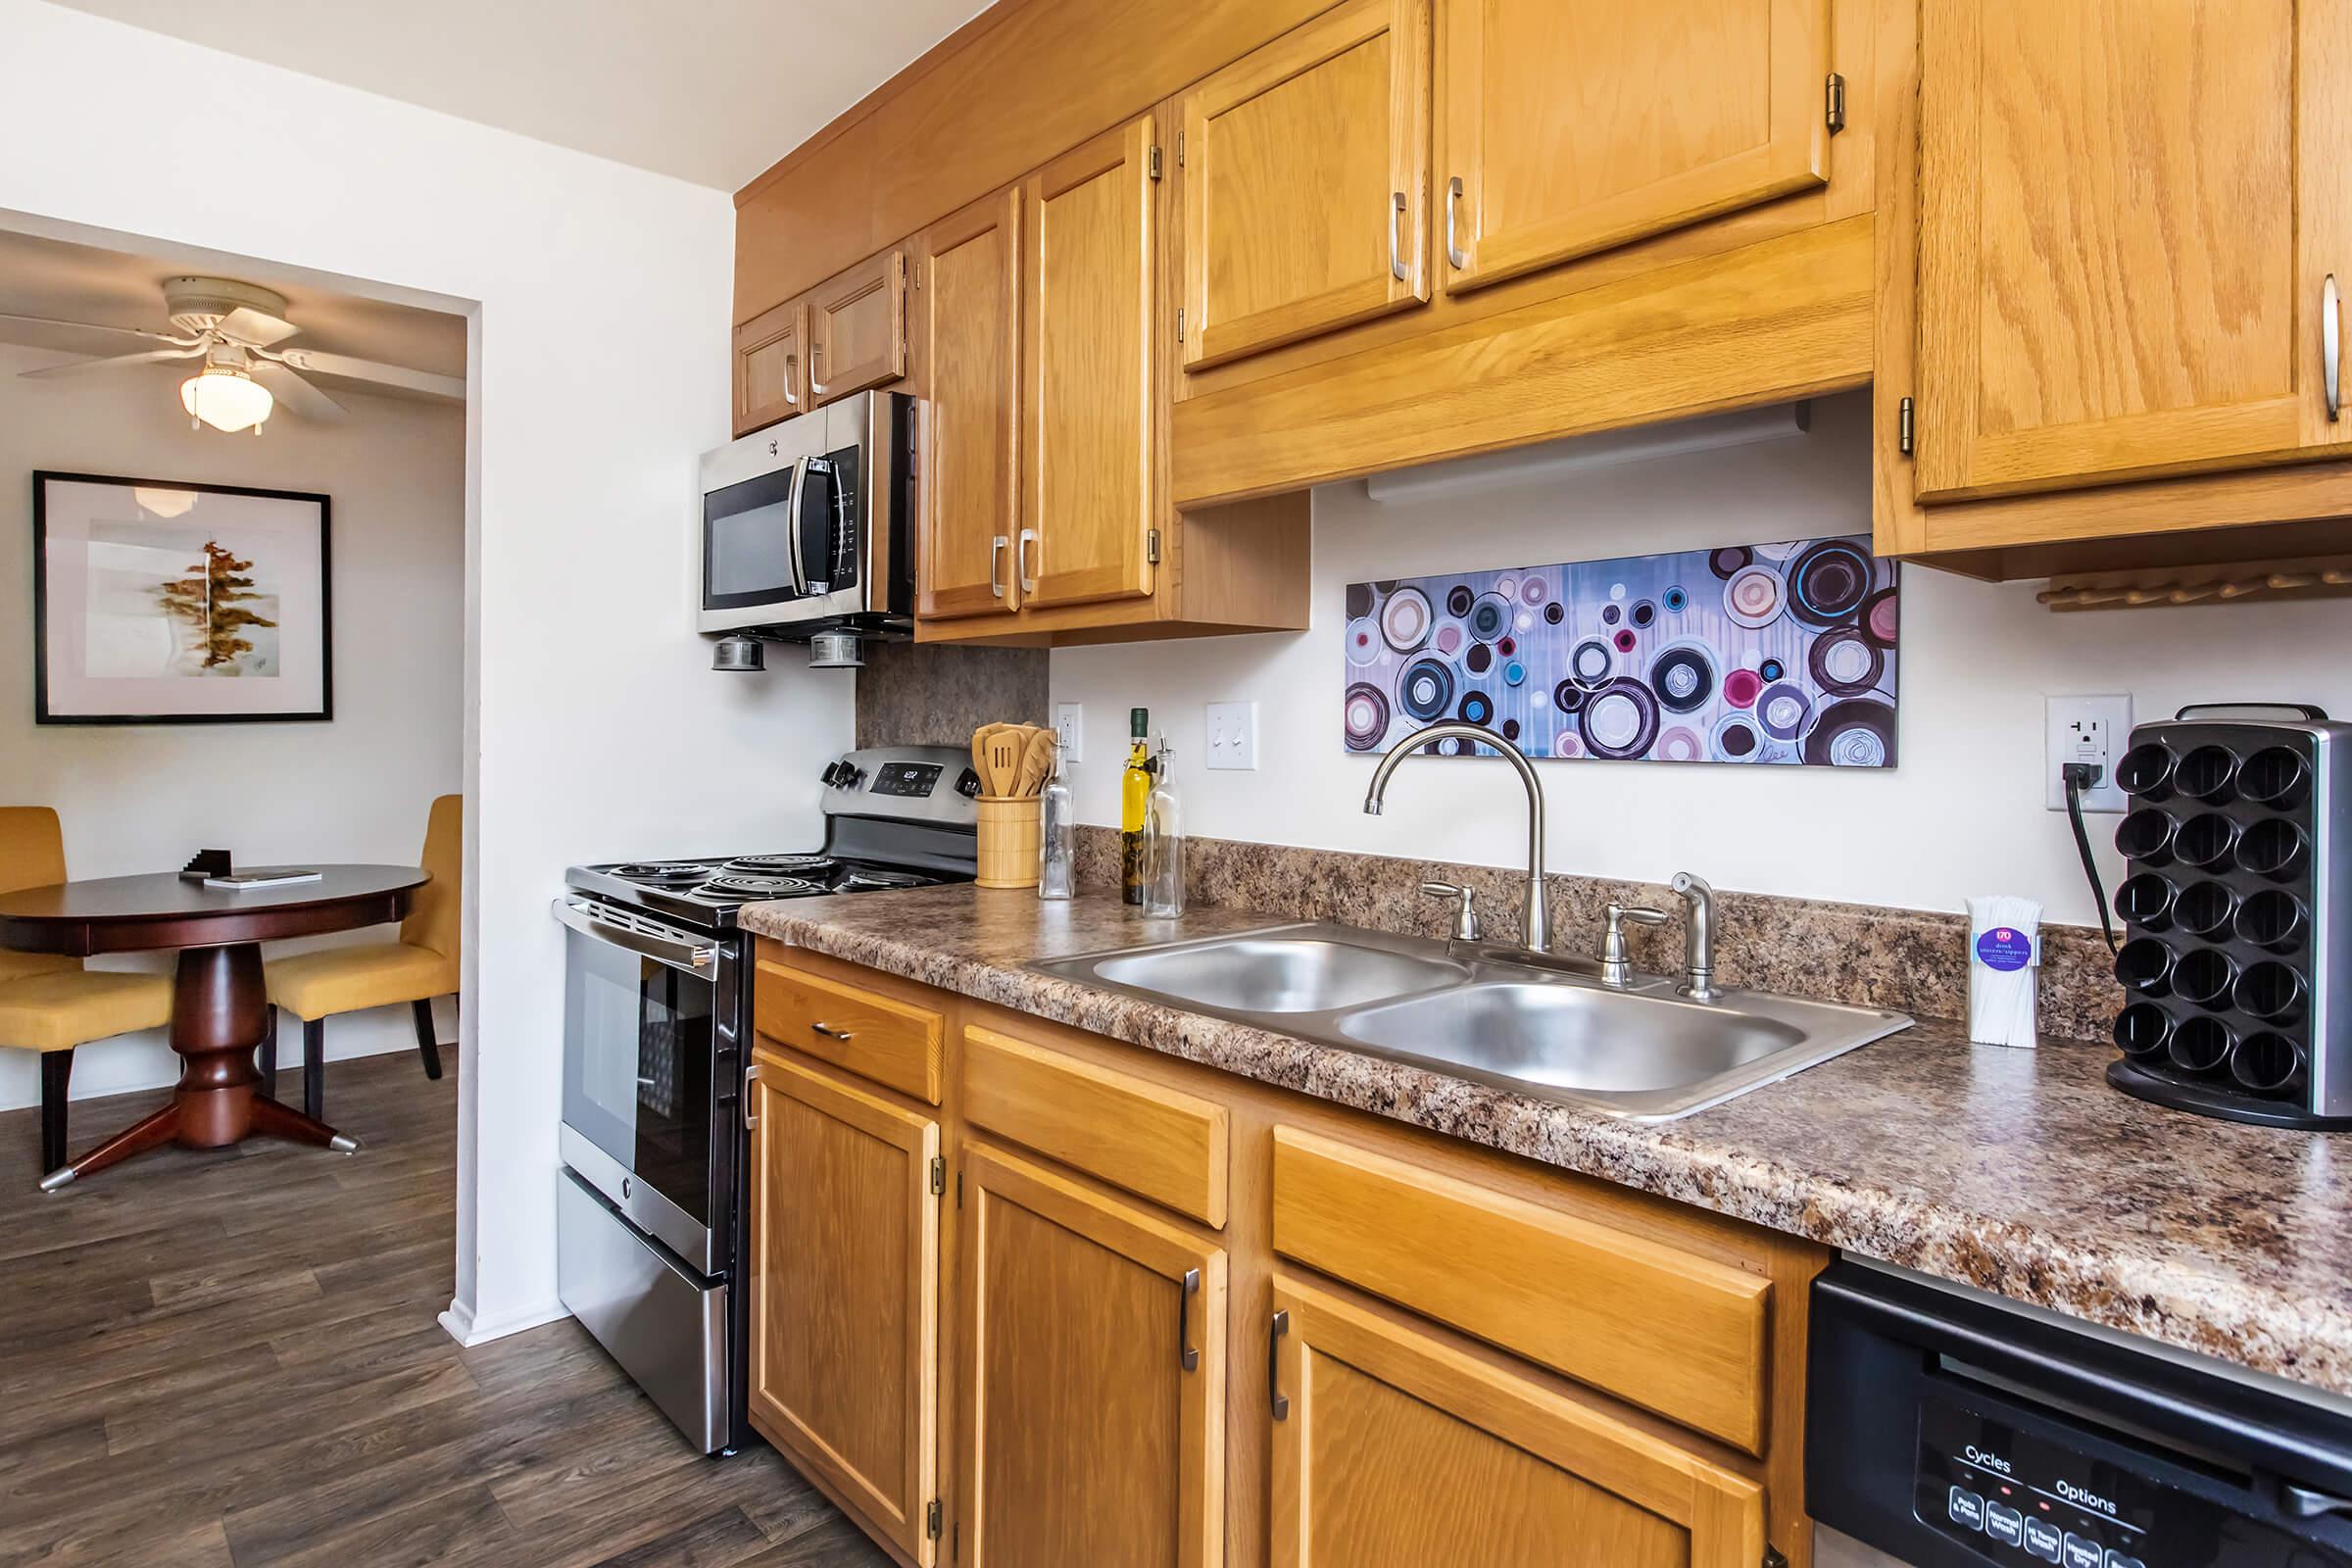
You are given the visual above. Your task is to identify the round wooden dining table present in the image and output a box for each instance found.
[0,864,428,1191]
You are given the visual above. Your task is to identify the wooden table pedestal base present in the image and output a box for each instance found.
[40,941,358,1192]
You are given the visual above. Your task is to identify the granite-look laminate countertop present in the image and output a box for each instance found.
[741,886,2352,1396]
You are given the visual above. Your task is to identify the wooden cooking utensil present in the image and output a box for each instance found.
[1016,728,1056,797]
[971,724,999,787]
[984,726,1026,797]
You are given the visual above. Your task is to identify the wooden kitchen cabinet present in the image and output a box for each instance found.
[1268,1276,1767,1568]
[1439,0,1833,291]
[733,296,808,436]
[1020,116,1160,612]
[746,1046,941,1566]
[808,247,908,409]
[957,1140,1225,1568]
[1177,0,1431,370]
[915,189,1025,618]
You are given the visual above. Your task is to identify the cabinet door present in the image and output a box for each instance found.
[747,1048,940,1566]
[917,189,1024,618]
[958,1141,1223,1568]
[1914,0,2352,503]
[734,296,808,435]
[808,248,908,408]
[1180,0,1431,370]
[1022,117,1158,610]
[1269,1277,1765,1568]
[1440,0,1831,292]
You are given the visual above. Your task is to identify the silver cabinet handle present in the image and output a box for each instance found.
[1017,527,1039,594]
[1268,1308,1291,1419]
[1389,190,1411,284]
[808,339,827,397]
[783,352,799,407]
[810,1021,855,1043]
[2327,273,2341,422]
[1446,176,1467,270]
[990,535,1008,598]
[743,1061,763,1131]
[1178,1267,1201,1372]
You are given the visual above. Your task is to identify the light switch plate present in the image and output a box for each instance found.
[2045,694,2132,811]
[1205,701,1258,770]
[1055,703,1084,764]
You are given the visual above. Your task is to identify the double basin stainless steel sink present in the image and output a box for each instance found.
[1030,922,1911,1120]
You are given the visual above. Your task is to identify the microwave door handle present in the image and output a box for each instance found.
[781,456,810,596]
[550,897,714,973]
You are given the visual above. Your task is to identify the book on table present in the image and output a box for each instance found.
[203,869,323,890]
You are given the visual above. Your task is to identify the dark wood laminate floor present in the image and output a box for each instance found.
[0,1054,891,1568]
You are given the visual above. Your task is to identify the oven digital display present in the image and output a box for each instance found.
[868,762,942,799]
[1913,1393,2332,1566]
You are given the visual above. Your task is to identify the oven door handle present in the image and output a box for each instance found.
[550,897,715,973]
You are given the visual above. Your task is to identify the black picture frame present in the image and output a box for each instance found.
[31,470,334,725]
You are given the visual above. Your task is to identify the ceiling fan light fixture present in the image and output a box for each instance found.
[179,365,272,433]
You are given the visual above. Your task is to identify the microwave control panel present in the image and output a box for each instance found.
[1913,1394,2321,1567]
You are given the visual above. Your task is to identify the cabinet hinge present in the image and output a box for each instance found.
[1148,144,1163,181]
[1175,306,1185,344]
[929,1155,946,1196]
[926,1499,943,1540]
[1825,73,1846,133]
[1764,1549,1788,1568]
[1897,396,1916,457]
[1148,527,1162,565]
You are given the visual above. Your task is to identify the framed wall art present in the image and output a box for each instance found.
[1344,534,1898,767]
[32,471,333,724]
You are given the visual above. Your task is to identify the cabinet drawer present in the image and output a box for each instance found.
[1270,1126,1771,1452]
[754,956,943,1105]
[961,1026,1228,1227]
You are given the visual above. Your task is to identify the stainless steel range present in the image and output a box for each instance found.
[553,745,979,1452]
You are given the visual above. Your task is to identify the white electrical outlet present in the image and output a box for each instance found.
[2046,695,2132,811]
[1055,703,1084,764]
[1204,701,1258,770]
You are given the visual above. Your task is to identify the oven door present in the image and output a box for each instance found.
[555,896,723,1273]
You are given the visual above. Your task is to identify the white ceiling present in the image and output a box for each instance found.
[44,0,991,190]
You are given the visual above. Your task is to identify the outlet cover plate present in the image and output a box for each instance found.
[1055,703,1084,764]
[1205,701,1258,770]
[2045,694,2132,811]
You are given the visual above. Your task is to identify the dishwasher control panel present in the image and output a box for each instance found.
[1917,1394,2163,1566]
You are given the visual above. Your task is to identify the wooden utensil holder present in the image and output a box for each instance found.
[975,796,1043,889]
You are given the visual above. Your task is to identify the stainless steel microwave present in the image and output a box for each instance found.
[697,390,916,639]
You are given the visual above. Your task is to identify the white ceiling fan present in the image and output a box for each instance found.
[3,275,464,433]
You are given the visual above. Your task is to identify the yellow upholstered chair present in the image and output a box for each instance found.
[0,808,174,1177]
[265,794,461,1120]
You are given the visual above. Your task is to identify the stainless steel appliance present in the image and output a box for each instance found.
[2107,703,2352,1130]
[1809,1259,2352,1567]
[698,390,917,665]
[555,744,979,1452]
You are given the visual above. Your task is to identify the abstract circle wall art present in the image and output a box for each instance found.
[1342,535,1898,767]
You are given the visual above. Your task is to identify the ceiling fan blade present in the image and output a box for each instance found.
[216,305,300,348]
[0,312,203,351]
[272,347,464,402]
[19,345,208,378]
[249,361,346,422]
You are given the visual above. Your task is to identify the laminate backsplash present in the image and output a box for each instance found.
[855,641,1047,749]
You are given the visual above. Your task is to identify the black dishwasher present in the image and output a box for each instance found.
[1807,1260,2352,1567]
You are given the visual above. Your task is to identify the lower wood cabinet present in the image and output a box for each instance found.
[1269,1276,1766,1568]
[958,1141,1226,1568]
[746,1045,942,1566]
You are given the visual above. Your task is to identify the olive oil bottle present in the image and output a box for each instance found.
[1120,708,1152,906]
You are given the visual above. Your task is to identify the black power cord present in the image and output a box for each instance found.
[2063,762,2118,954]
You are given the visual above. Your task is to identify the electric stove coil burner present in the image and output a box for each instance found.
[609,861,723,886]
[723,854,839,875]
[699,873,831,900]
[833,869,931,893]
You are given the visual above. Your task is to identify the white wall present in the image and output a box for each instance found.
[0,343,464,1109]
[0,0,855,1344]
[1053,393,2352,930]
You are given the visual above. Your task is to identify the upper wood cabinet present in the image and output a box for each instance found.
[1439,0,1832,291]
[1911,0,2351,505]
[957,1141,1224,1568]
[1021,117,1160,612]
[1269,1277,1767,1568]
[733,296,808,436]
[809,248,909,409]
[1178,0,1432,370]
[917,189,1025,619]
[747,1047,941,1565]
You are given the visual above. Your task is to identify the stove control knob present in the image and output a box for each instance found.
[956,767,983,799]
[820,760,862,789]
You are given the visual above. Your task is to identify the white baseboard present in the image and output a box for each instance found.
[439,1294,569,1348]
